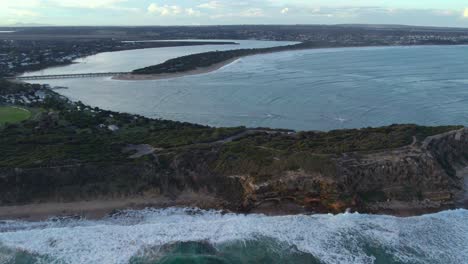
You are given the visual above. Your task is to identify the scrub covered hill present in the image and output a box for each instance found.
[0,80,459,167]
[0,79,465,215]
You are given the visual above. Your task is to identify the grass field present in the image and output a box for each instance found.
[0,106,31,125]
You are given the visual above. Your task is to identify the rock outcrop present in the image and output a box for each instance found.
[0,128,467,216]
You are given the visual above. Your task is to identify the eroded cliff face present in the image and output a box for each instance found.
[423,128,468,207]
[0,128,467,216]
[237,128,468,214]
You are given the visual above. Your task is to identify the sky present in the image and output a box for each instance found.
[1,0,468,27]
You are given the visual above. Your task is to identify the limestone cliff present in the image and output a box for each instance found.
[0,128,467,216]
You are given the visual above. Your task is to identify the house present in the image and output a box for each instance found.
[108,125,119,132]
[34,90,47,100]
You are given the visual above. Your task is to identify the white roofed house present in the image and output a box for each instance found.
[108,125,120,132]
[34,90,47,101]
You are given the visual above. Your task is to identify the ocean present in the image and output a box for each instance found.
[1,208,467,264]
[14,41,468,264]
[26,44,468,131]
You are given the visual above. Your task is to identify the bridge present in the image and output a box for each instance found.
[8,72,130,81]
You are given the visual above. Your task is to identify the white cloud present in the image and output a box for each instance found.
[148,4,171,15]
[48,0,127,9]
[186,8,201,16]
[171,6,182,15]
[0,0,139,15]
[0,0,42,20]
[240,8,264,17]
[433,9,456,17]
[148,4,198,16]
[0,0,41,8]
[198,1,222,9]
[1,0,468,26]
[10,8,40,17]
[0,0,128,9]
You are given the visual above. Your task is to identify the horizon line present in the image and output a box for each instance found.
[1,23,468,30]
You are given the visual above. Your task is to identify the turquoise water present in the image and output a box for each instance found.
[15,43,468,263]
[0,208,467,264]
[27,45,468,131]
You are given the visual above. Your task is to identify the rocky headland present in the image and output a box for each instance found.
[2,127,467,220]
[0,80,466,220]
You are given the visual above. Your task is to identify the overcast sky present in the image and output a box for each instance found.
[1,0,468,27]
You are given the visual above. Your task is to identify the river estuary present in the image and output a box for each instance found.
[4,40,466,264]
[24,43,468,131]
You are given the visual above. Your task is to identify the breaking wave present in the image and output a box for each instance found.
[0,208,467,264]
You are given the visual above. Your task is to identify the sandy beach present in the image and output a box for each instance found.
[0,194,224,221]
[0,195,459,221]
[112,57,241,81]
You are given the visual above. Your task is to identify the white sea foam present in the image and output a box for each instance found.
[0,208,467,264]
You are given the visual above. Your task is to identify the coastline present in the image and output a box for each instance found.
[112,57,241,81]
[4,45,468,222]
[0,196,462,221]
[0,125,466,222]
[0,194,225,221]
[110,43,468,82]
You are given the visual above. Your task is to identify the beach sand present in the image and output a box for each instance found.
[112,57,240,81]
[0,194,224,221]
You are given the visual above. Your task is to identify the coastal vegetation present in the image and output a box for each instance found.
[0,78,36,94]
[4,25,468,78]
[226,125,460,154]
[210,124,462,177]
[0,40,236,77]
[2,27,468,262]
[0,98,245,167]
[0,80,465,215]
[131,38,468,76]
[0,80,461,168]
[132,42,341,75]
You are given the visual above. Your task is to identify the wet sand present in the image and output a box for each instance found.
[1,196,461,221]
[0,194,224,221]
[112,57,241,81]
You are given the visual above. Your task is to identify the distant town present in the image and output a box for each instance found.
[0,24,467,236]
[1,25,468,77]
[0,38,235,77]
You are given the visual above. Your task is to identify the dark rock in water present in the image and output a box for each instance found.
[49,215,83,222]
